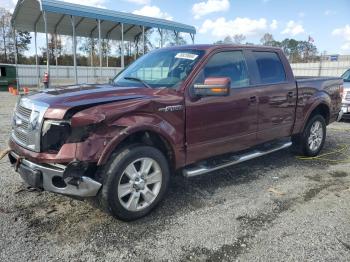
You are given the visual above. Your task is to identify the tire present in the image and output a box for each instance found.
[292,114,326,157]
[97,145,170,221]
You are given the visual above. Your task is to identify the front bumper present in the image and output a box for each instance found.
[9,151,102,197]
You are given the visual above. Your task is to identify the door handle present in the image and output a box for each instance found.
[287,91,294,98]
[249,96,257,104]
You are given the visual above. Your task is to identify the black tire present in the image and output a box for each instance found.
[97,145,170,221]
[292,114,326,157]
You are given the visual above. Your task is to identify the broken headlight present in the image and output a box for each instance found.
[41,120,95,153]
[41,120,71,152]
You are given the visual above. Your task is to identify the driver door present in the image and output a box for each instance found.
[185,50,258,164]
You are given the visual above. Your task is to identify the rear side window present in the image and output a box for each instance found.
[253,52,286,84]
[201,51,250,88]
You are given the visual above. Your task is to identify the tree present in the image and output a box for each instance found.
[0,8,31,64]
[47,33,63,65]
[298,41,318,62]
[214,35,244,45]
[80,37,97,65]
[233,34,246,44]
[162,30,187,47]
[223,36,233,43]
[259,33,319,63]
[260,33,274,46]
[0,8,11,63]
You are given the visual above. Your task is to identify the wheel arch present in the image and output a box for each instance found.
[300,101,331,133]
[97,127,177,172]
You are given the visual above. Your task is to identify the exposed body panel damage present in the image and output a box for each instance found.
[72,91,185,168]
[11,88,185,169]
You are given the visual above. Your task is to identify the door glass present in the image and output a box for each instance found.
[196,51,250,88]
[253,52,286,84]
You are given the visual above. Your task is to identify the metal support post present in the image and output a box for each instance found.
[70,16,78,84]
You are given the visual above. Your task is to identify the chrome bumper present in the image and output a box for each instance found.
[9,151,101,197]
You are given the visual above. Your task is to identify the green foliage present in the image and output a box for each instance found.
[0,8,31,64]
[260,33,319,62]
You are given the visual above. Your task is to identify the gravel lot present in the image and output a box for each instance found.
[0,92,350,261]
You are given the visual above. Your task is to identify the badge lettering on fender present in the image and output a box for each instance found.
[158,105,183,112]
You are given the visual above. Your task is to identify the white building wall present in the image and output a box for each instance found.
[291,61,350,77]
[1,64,122,87]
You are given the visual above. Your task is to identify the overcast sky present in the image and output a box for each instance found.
[2,0,350,55]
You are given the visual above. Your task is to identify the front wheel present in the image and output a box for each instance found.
[98,145,170,221]
[292,114,326,157]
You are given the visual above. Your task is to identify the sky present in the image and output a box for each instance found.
[2,0,350,55]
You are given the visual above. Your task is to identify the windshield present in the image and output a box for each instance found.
[341,69,350,82]
[113,49,204,89]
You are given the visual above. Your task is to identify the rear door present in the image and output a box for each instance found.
[246,50,297,143]
[185,50,258,164]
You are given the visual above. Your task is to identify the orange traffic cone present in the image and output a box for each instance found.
[9,86,13,94]
[13,89,19,95]
[23,87,29,94]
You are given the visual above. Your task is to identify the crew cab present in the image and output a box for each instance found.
[7,45,343,221]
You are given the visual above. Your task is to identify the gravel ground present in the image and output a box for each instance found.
[0,92,350,262]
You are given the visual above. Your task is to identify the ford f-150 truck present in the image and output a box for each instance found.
[6,45,343,221]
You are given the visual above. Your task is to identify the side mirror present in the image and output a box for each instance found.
[194,77,230,97]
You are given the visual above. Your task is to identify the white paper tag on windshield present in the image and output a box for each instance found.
[175,53,198,60]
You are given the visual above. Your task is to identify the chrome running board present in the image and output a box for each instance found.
[183,141,292,178]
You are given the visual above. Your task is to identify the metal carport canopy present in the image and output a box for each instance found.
[11,0,196,41]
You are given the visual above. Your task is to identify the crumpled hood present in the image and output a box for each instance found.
[28,84,153,108]
[23,84,168,119]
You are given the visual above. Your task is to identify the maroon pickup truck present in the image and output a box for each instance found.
[7,45,343,220]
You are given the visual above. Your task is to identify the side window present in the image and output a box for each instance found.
[197,51,250,88]
[253,52,286,84]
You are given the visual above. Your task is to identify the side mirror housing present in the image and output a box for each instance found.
[194,77,230,97]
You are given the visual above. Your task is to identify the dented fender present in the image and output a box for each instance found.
[97,114,185,168]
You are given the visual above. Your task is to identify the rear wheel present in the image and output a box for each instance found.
[98,145,170,221]
[292,114,326,157]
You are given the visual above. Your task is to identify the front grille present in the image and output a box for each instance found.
[11,98,48,152]
[17,105,32,118]
[12,104,32,147]
[14,129,29,145]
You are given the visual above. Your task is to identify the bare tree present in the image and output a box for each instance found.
[233,34,246,44]
[260,33,274,46]
[223,36,233,43]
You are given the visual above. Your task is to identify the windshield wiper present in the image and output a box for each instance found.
[123,77,152,88]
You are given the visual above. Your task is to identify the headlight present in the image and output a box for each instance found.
[41,120,71,152]
[41,120,94,152]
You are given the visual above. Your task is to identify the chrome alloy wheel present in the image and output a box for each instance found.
[118,158,162,212]
[308,120,324,151]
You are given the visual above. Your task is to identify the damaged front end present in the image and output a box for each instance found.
[8,98,116,198]
[9,90,154,198]
[9,115,118,197]
[8,151,102,197]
